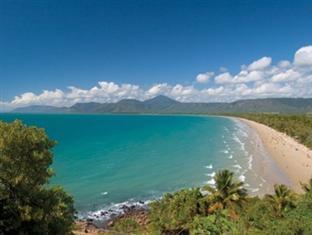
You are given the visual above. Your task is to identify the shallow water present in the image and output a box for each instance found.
[0,114,276,218]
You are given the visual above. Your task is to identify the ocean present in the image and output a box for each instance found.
[0,114,282,219]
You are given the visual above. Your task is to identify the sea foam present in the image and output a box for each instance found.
[206,172,216,177]
[239,175,246,182]
[233,164,242,169]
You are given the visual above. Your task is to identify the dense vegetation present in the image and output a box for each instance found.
[234,113,312,149]
[111,170,312,235]
[0,120,75,235]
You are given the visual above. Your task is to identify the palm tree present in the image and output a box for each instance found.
[265,184,296,217]
[300,178,312,193]
[203,170,247,215]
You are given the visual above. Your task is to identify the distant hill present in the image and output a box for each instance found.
[11,96,312,114]
[12,105,70,114]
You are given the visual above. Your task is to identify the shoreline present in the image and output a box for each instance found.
[74,116,312,233]
[77,116,309,219]
[235,117,312,192]
[230,118,292,196]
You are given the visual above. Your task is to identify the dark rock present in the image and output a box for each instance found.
[121,205,128,210]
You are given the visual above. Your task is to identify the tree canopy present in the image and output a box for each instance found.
[0,120,75,235]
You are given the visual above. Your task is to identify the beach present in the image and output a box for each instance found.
[237,117,312,192]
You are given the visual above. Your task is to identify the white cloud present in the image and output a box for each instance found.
[196,72,214,83]
[294,45,312,66]
[147,83,170,96]
[233,70,264,83]
[248,57,272,71]
[278,60,291,68]
[203,86,224,96]
[253,83,292,96]
[214,70,264,84]
[271,69,300,82]
[214,72,233,84]
[1,45,312,111]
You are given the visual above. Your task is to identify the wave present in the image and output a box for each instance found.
[233,164,242,169]
[205,164,213,169]
[248,154,253,169]
[239,175,246,182]
[250,188,260,193]
[233,135,246,150]
[206,172,216,177]
[239,129,248,138]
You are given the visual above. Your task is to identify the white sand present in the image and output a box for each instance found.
[238,117,312,192]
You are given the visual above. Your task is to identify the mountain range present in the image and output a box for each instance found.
[12,95,312,114]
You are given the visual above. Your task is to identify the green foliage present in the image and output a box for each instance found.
[146,169,312,235]
[257,192,312,235]
[0,120,75,235]
[240,197,275,232]
[203,170,247,214]
[190,211,239,235]
[110,217,145,234]
[265,184,297,217]
[235,113,312,149]
[149,188,204,234]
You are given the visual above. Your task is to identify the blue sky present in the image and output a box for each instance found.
[1,0,312,109]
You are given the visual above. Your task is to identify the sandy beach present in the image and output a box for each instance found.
[237,117,312,192]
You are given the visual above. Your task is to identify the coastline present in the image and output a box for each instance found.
[74,115,312,233]
[235,117,312,192]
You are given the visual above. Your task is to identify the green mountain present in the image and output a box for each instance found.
[12,96,312,114]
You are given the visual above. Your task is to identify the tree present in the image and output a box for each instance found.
[203,170,247,215]
[0,120,75,234]
[265,184,296,217]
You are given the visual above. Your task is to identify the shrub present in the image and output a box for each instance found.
[190,210,239,235]
[149,188,204,234]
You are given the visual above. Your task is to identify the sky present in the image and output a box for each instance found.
[1,0,312,110]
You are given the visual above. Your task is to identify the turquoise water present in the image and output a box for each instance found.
[0,114,263,217]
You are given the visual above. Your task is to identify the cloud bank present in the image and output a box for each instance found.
[1,45,312,111]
